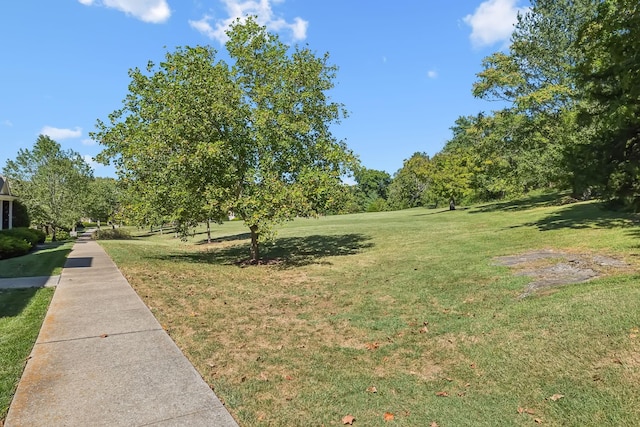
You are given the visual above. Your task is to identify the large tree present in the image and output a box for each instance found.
[472,0,599,196]
[3,135,93,240]
[573,0,640,208]
[94,18,356,262]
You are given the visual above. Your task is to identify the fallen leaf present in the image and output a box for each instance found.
[525,409,535,415]
[383,412,394,421]
[435,391,449,397]
[430,422,439,427]
[470,363,476,369]
[613,358,623,365]
[445,377,453,382]
[465,383,471,388]
[420,326,429,333]
[366,386,378,393]
[630,334,637,339]
[517,407,524,414]
[365,342,380,351]
[548,393,564,401]
[100,334,108,338]
[284,375,293,381]
[534,418,543,424]
[342,414,355,425]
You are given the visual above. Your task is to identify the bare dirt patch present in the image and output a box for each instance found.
[493,249,631,298]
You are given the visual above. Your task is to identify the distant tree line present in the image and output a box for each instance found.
[362,0,640,211]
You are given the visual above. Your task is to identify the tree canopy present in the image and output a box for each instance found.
[3,135,93,239]
[94,17,356,261]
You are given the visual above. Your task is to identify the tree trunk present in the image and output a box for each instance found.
[250,225,259,263]
[206,219,211,244]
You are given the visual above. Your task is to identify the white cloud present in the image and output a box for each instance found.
[463,0,529,48]
[40,126,82,140]
[427,70,438,79]
[78,0,171,23]
[83,154,100,170]
[189,0,308,43]
[81,138,97,146]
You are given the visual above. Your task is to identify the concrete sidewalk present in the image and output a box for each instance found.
[5,233,238,426]
[0,275,60,289]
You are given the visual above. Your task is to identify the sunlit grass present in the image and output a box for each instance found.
[0,288,54,420]
[100,196,640,426]
[0,241,74,278]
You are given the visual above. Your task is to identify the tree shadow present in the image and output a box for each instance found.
[0,287,39,318]
[518,202,639,231]
[155,233,374,268]
[469,193,565,214]
[194,232,252,245]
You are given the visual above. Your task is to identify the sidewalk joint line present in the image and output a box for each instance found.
[36,328,164,345]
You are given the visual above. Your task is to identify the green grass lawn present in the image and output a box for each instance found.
[99,195,640,426]
[0,288,54,420]
[0,241,74,278]
[0,240,71,421]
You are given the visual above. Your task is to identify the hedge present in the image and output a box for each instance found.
[0,228,45,260]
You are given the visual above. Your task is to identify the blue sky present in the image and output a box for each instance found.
[0,0,529,179]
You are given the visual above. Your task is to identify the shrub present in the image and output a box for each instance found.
[0,234,31,260]
[53,229,71,241]
[92,228,131,240]
[1,228,41,247]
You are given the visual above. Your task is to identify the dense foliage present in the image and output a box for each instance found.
[0,228,46,260]
[3,135,93,240]
[94,18,356,261]
[386,0,639,210]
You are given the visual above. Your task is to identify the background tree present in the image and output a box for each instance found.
[3,135,93,240]
[353,167,391,212]
[387,152,431,209]
[85,177,121,227]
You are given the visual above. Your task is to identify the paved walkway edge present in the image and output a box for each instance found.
[5,233,238,427]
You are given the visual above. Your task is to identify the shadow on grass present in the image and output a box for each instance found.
[156,233,374,268]
[0,242,72,279]
[0,288,39,318]
[194,232,252,245]
[519,202,639,231]
[470,193,564,214]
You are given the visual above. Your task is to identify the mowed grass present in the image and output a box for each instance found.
[99,195,640,426]
[0,288,54,420]
[0,240,70,421]
[0,241,74,278]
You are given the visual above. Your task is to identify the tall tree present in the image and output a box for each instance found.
[3,135,93,239]
[224,18,356,260]
[573,0,640,208]
[472,0,599,196]
[94,45,239,233]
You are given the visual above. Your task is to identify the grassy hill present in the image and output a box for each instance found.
[99,194,640,426]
